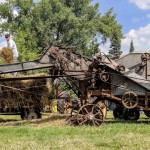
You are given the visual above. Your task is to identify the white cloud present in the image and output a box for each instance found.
[129,0,150,10]
[0,0,6,3]
[13,10,18,18]
[99,24,150,55]
[122,24,150,54]
[99,41,110,54]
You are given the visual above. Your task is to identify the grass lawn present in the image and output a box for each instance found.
[0,112,149,150]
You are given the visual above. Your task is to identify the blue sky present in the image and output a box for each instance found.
[96,0,150,54]
[1,0,150,55]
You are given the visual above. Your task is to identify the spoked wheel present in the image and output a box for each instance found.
[122,91,138,109]
[113,105,124,119]
[66,99,80,125]
[77,104,104,126]
[123,108,140,121]
[144,111,150,118]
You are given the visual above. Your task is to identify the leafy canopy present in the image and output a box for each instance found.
[0,0,123,60]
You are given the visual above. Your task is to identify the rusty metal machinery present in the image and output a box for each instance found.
[0,46,150,125]
[135,53,150,79]
[39,46,150,125]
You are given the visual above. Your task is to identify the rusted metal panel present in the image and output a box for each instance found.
[117,52,150,79]
[111,73,147,96]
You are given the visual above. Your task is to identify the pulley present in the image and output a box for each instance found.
[116,64,125,73]
[99,72,110,82]
[141,53,150,62]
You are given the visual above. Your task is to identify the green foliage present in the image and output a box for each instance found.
[109,31,122,59]
[129,39,135,53]
[0,0,123,61]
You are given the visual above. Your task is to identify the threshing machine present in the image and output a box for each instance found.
[0,46,150,125]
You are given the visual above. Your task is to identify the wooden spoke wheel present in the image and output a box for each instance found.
[122,91,138,109]
[77,104,104,126]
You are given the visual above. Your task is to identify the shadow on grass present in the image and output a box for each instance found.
[0,118,18,122]
[31,114,68,124]
[0,113,69,126]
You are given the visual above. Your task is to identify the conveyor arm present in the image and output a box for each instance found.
[0,60,54,74]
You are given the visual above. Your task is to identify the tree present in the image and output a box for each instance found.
[0,0,123,61]
[129,39,134,53]
[109,31,122,59]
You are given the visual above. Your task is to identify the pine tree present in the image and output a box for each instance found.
[109,31,122,59]
[129,39,134,53]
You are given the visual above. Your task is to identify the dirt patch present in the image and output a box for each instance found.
[0,114,71,127]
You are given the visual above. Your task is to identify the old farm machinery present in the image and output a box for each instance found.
[0,46,150,125]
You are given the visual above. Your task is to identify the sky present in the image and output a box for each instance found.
[1,0,150,55]
[97,0,150,54]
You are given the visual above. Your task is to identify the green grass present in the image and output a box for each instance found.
[0,112,149,150]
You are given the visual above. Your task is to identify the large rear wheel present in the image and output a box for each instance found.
[77,104,104,126]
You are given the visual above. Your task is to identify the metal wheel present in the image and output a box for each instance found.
[144,111,150,118]
[122,91,138,109]
[77,104,104,126]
